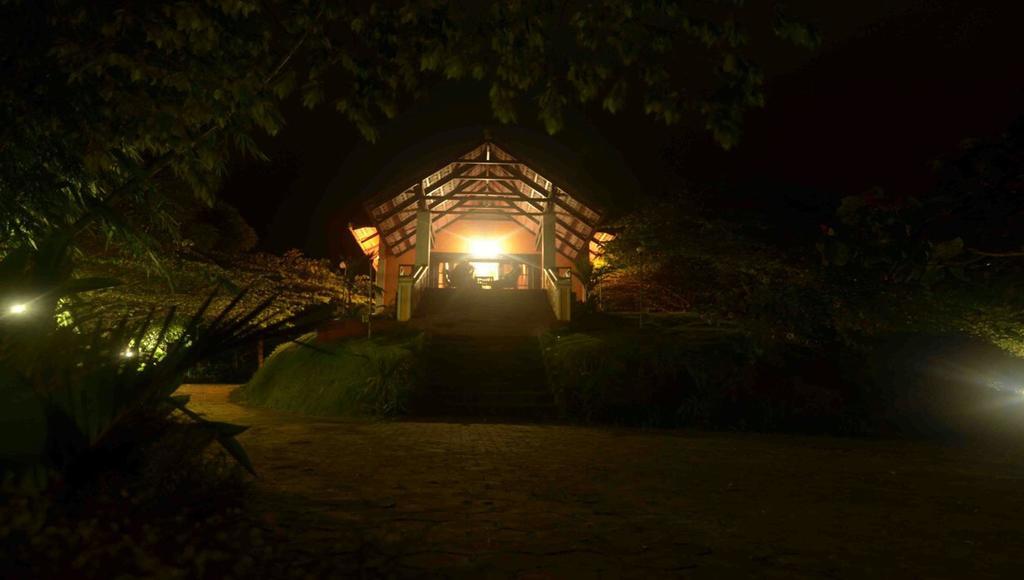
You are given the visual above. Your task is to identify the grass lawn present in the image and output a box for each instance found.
[230,330,423,417]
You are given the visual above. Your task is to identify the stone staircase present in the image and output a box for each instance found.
[410,289,557,419]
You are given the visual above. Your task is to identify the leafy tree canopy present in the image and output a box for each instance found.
[602,117,1024,356]
[1,0,817,251]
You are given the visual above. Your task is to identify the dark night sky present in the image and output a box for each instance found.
[220,0,1024,258]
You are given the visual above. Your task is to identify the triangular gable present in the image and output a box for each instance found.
[363,141,603,261]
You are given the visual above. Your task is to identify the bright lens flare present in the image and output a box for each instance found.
[8,303,28,315]
[467,237,502,258]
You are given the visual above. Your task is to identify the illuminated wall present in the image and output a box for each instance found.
[382,246,417,305]
[432,220,537,254]
[379,219,585,305]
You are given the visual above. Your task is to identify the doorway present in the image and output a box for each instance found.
[431,252,541,290]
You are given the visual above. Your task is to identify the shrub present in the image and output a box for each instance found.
[0,231,334,493]
[544,314,1024,439]
[541,316,759,427]
[840,333,1024,440]
[0,413,259,579]
[231,331,423,417]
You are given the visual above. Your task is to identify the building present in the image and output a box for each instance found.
[347,137,609,322]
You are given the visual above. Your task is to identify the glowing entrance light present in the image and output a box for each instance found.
[467,237,502,258]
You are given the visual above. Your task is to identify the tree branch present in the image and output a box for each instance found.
[67,7,325,241]
[969,248,1024,258]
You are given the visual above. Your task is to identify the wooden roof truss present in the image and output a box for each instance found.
[364,142,603,260]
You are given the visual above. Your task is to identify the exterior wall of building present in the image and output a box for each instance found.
[432,220,538,254]
[382,246,416,306]
[555,251,585,301]
[379,219,586,305]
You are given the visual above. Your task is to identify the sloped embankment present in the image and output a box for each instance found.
[230,331,423,416]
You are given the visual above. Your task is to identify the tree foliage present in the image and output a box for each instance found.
[602,194,829,346]
[820,118,1024,277]
[0,232,335,493]
[73,245,361,326]
[1,0,816,251]
[1,0,291,245]
[819,118,1024,353]
[601,117,1024,356]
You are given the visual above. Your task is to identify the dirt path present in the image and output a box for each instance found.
[181,384,1024,579]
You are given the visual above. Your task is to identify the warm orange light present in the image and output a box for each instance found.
[590,231,616,265]
[348,225,380,269]
[467,237,502,258]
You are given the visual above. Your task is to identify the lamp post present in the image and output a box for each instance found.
[338,259,350,311]
[636,245,645,329]
[366,265,374,340]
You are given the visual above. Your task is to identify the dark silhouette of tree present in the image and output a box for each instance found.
[1,0,817,252]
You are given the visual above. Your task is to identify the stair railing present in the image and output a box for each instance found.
[397,263,429,321]
[543,267,572,322]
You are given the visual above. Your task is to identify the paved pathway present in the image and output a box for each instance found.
[181,384,1024,579]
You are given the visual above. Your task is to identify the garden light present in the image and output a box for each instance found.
[122,349,135,358]
[8,303,28,315]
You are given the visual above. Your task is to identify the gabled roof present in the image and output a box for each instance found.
[363,140,604,261]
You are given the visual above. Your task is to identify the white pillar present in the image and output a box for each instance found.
[542,201,556,271]
[415,204,432,267]
[375,250,387,297]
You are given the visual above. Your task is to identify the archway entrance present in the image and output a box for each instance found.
[430,252,539,290]
[349,139,606,321]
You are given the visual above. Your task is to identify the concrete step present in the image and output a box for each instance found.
[423,379,548,390]
[413,402,559,420]
[410,288,556,419]
[412,288,556,338]
[419,393,557,407]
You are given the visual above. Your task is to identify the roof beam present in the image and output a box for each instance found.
[557,246,578,262]
[433,210,541,217]
[506,215,538,236]
[500,164,553,199]
[423,162,477,196]
[357,231,379,244]
[371,169,482,226]
[498,200,541,224]
[427,179,480,208]
[381,181,480,237]
[380,211,418,237]
[431,195,537,205]
[362,142,484,211]
[369,186,418,223]
[454,214,527,221]
[501,165,600,226]
[555,230,585,252]
[387,196,470,251]
[453,160,519,166]
[433,217,457,235]
[430,197,481,236]
[432,213,466,235]
[377,177,593,236]
[384,223,419,253]
[433,211,539,239]
[555,216,592,245]
[433,210,538,222]
[554,194,599,228]
[450,177,521,183]
[384,227,416,254]
[494,180,546,212]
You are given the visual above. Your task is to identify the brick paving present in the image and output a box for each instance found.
[181,384,1024,579]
